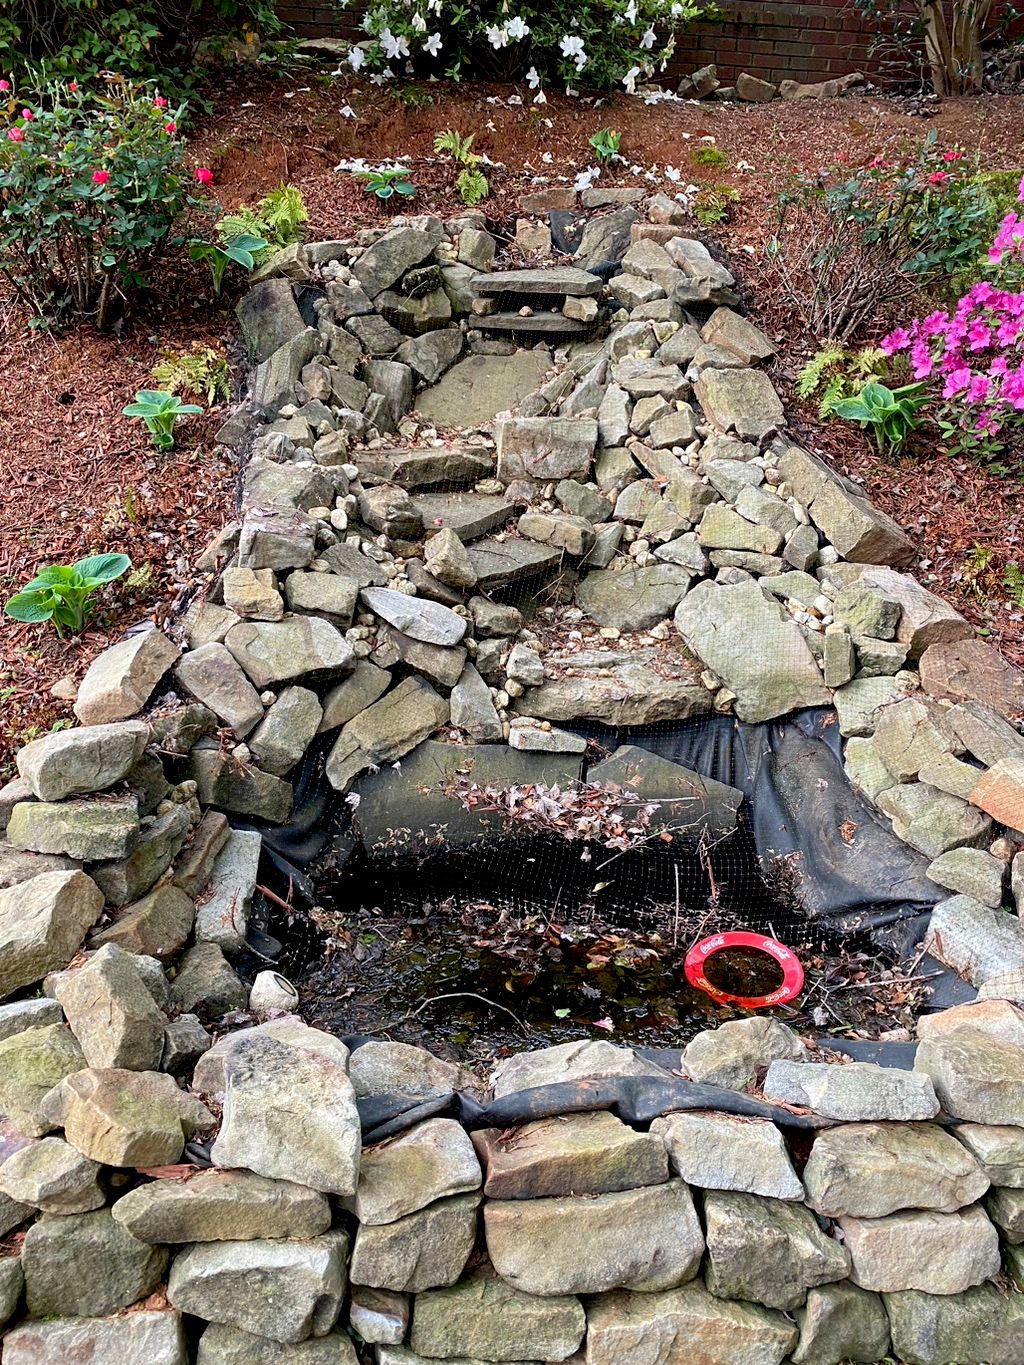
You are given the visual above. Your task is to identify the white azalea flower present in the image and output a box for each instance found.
[664,165,681,182]
[348,45,366,69]
[424,31,442,54]
[379,28,409,59]
[533,89,547,103]
[411,11,427,30]
[486,23,508,47]
[542,151,553,163]
[622,64,641,93]
[639,26,656,48]
[560,34,585,60]
[506,15,530,39]
[427,0,441,10]
[624,0,638,21]
[340,104,356,118]
[526,65,541,88]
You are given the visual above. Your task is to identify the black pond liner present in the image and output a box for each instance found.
[231,705,976,1018]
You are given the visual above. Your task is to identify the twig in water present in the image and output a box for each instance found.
[373,992,531,1036]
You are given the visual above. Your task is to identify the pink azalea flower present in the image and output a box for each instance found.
[68,81,78,92]
[195,167,214,186]
[0,79,9,92]
[942,367,972,398]
[880,328,910,354]
[7,127,24,142]
[165,121,176,133]
[92,169,110,185]
[967,374,991,403]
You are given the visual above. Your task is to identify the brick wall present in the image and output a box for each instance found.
[279,0,897,88]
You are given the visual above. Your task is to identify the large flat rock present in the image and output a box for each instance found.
[472,267,603,297]
[513,646,710,726]
[413,492,513,542]
[415,352,550,428]
[467,537,562,589]
[350,739,583,854]
[674,580,830,722]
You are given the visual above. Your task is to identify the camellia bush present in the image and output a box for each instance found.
[0,78,214,327]
[343,0,708,94]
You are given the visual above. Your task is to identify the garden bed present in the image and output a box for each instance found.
[5,70,1024,775]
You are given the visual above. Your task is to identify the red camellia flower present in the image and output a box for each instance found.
[195,167,214,186]
[7,127,23,142]
[165,121,177,134]
[21,109,32,121]
[0,80,10,92]
[943,150,963,162]
[68,81,78,92]
[928,170,951,186]
[153,95,168,108]
[92,169,110,185]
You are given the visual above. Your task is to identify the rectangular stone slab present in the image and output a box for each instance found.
[472,268,603,297]
[413,493,513,543]
[467,538,563,589]
[473,312,590,336]
[350,739,583,854]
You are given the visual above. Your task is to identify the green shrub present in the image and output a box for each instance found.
[344,0,708,92]
[0,0,282,102]
[0,78,208,327]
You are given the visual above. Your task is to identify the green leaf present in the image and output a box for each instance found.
[5,589,56,623]
[73,553,131,584]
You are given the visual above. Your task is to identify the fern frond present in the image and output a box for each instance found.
[796,348,845,399]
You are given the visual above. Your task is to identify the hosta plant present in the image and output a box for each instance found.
[216,185,308,265]
[828,380,929,452]
[5,554,132,637]
[589,129,621,163]
[189,233,268,295]
[355,165,417,201]
[123,388,203,450]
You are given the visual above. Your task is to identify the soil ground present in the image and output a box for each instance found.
[3,67,1023,774]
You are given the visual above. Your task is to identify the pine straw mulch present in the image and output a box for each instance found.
[5,69,1024,773]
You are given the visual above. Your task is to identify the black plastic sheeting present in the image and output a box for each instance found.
[348,1037,933,1146]
[235,706,976,1008]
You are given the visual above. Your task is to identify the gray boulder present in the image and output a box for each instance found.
[803,1122,989,1218]
[349,1191,480,1293]
[196,1325,358,1364]
[175,643,265,738]
[0,869,104,999]
[211,1033,360,1195]
[225,617,354,689]
[74,630,180,725]
[0,1136,103,1214]
[2,1311,186,1365]
[17,720,149,802]
[585,1280,796,1365]
[704,1190,850,1309]
[343,1118,480,1225]
[839,1204,1000,1293]
[484,1179,704,1295]
[792,1282,891,1365]
[884,1283,1024,1365]
[168,1232,348,1344]
[683,1017,806,1091]
[674,580,829,722]
[410,1265,585,1362]
[112,1169,330,1243]
[764,1060,939,1121]
[22,1208,167,1317]
[651,1111,803,1199]
[55,942,166,1070]
[577,564,691,631]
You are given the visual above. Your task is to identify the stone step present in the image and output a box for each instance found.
[473,312,592,336]
[356,447,495,490]
[472,267,603,298]
[412,493,513,543]
[467,537,563,589]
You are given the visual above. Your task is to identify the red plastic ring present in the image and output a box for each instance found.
[684,931,805,1009]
